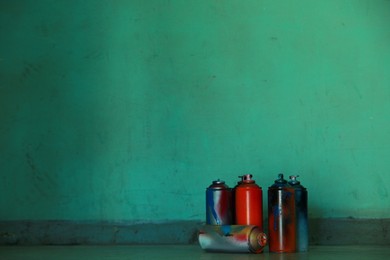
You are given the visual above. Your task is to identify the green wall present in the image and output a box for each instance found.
[1,0,390,222]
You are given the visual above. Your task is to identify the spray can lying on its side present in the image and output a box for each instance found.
[289,175,308,252]
[198,225,267,254]
[206,179,233,225]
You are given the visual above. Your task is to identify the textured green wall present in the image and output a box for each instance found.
[1,0,390,221]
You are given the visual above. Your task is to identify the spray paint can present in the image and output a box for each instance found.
[206,179,233,225]
[234,174,263,230]
[289,175,308,252]
[268,173,296,253]
[198,225,267,253]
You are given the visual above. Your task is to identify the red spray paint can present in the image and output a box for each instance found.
[206,179,233,225]
[234,174,263,230]
[268,173,296,253]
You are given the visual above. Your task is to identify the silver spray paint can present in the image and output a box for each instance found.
[206,179,233,225]
[198,225,267,254]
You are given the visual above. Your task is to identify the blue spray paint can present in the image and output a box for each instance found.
[289,175,308,252]
[206,179,233,225]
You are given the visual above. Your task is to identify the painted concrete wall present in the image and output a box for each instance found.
[1,0,389,222]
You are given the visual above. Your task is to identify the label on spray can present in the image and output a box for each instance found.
[198,225,267,254]
[206,179,233,225]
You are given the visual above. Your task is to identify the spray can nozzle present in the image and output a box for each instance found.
[274,173,287,184]
[242,174,253,181]
[289,175,301,185]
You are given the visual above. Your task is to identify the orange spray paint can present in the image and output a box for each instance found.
[234,174,263,230]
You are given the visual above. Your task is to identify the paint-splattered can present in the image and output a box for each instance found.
[234,174,263,230]
[268,173,296,253]
[206,179,233,225]
[289,175,308,252]
[198,225,267,253]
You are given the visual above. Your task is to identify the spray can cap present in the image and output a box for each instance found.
[208,179,229,189]
[269,173,289,188]
[240,174,255,183]
[275,173,287,184]
[289,175,301,185]
[212,179,225,185]
[289,175,306,189]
